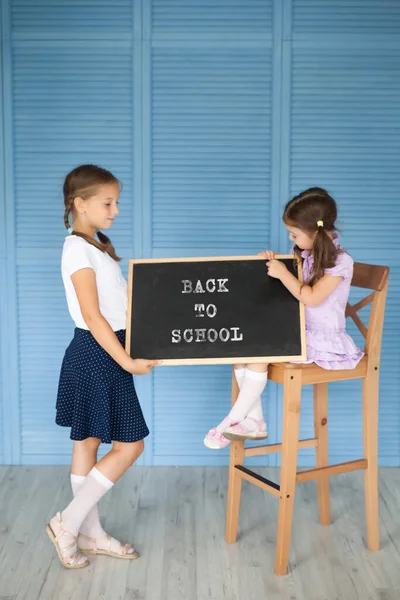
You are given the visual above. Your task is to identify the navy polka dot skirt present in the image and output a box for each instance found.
[56,328,149,444]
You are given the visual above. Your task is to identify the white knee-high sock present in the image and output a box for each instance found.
[214,368,247,433]
[71,474,105,538]
[228,369,268,423]
[61,467,114,536]
[234,367,265,420]
[246,397,265,421]
[234,367,246,390]
[70,472,136,555]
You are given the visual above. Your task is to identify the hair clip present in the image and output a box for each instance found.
[317,220,324,228]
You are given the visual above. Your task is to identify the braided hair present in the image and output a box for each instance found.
[63,164,121,262]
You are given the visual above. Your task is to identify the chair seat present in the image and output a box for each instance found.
[269,355,368,385]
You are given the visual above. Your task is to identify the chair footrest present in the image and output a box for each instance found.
[235,465,280,496]
[296,459,367,483]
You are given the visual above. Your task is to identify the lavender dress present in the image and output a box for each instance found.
[299,236,364,370]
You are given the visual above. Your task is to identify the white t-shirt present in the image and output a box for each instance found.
[61,235,128,331]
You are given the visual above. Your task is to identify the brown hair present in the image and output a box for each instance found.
[63,164,121,262]
[283,187,342,286]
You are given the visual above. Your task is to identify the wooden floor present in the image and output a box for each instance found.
[0,465,399,600]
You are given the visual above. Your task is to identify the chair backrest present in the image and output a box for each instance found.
[346,263,390,361]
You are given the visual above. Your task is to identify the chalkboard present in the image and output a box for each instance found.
[126,256,306,365]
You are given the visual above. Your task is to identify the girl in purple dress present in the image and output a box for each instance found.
[204,187,364,449]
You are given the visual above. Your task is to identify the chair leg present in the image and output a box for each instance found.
[225,440,245,543]
[275,370,302,576]
[363,366,380,551]
[225,367,243,543]
[313,382,330,525]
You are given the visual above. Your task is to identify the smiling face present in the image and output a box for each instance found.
[284,222,316,251]
[73,182,120,232]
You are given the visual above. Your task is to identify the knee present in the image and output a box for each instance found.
[247,363,269,373]
[75,437,102,451]
[133,439,145,459]
[113,439,144,465]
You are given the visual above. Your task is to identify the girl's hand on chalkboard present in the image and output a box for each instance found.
[127,358,162,375]
[267,259,287,279]
[258,250,277,260]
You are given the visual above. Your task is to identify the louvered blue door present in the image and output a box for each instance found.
[3,0,137,464]
[0,2,4,465]
[0,0,399,466]
[150,2,274,465]
[285,1,400,467]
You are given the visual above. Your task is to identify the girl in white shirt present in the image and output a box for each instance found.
[46,164,160,569]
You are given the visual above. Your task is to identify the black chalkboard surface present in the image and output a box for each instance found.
[126,256,306,365]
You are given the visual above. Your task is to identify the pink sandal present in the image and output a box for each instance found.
[204,416,237,449]
[204,428,231,449]
[78,533,139,560]
[45,512,89,569]
[223,417,268,441]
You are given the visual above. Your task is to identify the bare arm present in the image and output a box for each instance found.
[278,268,343,307]
[71,268,159,374]
[266,259,343,307]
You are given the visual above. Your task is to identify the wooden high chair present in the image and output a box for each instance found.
[225,262,389,576]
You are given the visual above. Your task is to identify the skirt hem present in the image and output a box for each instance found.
[55,420,150,445]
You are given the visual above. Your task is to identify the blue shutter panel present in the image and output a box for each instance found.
[151,1,274,465]
[151,48,272,255]
[12,4,135,463]
[290,1,400,465]
[293,0,400,34]
[0,3,4,464]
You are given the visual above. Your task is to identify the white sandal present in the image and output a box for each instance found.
[45,512,89,569]
[78,532,139,560]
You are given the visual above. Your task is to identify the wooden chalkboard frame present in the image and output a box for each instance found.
[125,255,306,366]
